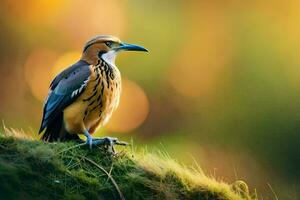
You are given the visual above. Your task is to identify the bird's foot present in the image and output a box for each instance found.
[86,137,128,154]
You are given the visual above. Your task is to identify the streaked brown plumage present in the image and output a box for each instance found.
[63,53,121,136]
[39,35,147,150]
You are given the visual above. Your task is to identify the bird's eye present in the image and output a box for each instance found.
[105,41,112,47]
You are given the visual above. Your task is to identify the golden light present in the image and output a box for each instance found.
[24,48,58,102]
[52,51,81,76]
[2,0,69,25]
[169,1,233,98]
[56,0,127,49]
[169,63,220,98]
[106,79,149,133]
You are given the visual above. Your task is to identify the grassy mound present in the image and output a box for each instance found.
[0,134,257,200]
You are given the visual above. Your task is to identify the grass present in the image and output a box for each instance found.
[0,128,258,200]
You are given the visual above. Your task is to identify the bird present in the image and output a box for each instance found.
[38,35,148,151]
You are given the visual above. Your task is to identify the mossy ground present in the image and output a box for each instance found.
[0,129,257,200]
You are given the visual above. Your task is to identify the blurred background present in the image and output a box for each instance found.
[0,0,299,199]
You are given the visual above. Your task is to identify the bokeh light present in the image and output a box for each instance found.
[24,48,58,101]
[106,79,149,133]
[52,51,81,76]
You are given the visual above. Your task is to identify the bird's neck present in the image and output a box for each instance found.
[92,56,121,81]
[82,50,118,69]
[100,51,121,78]
[101,51,117,69]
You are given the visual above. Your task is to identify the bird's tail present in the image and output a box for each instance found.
[40,112,81,142]
[41,112,63,142]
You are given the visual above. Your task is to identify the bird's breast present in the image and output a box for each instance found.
[63,60,121,134]
[82,61,121,132]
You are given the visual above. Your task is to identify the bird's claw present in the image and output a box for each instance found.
[115,140,129,146]
[102,137,128,154]
[85,137,128,154]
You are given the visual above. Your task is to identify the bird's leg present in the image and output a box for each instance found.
[83,129,128,153]
[83,129,93,149]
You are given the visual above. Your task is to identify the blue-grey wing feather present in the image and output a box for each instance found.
[39,60,91,133]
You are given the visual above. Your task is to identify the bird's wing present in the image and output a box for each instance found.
[39,60,91,133]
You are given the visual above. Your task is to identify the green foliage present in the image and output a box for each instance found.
[0,136,257,200]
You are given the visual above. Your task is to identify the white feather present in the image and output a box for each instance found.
[70,77,90,98]
[101,50,117,68]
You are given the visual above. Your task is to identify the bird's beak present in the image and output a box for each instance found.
[115,42,148,52]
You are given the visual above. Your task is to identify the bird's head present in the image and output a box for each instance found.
[81,35,148,66]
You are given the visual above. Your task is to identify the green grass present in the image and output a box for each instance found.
[0,128,257,200]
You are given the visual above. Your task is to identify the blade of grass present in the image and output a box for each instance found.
[78,155,125,200]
